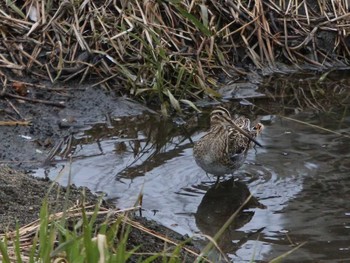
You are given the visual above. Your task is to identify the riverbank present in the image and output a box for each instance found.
[0,165,199,262]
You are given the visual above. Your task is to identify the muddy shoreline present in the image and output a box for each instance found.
[0,81,156,170]
[0,82,197,261]
[0,166,198,261]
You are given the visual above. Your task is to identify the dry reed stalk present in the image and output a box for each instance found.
[0,120,31,126]
[0,0,349,108]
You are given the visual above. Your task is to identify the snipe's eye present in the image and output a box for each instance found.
[236,147,245,154]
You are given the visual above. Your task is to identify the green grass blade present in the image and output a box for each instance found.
[82,204,98,263]
[0,238,11,263]
[14,222,23,263]
[38,199,52,262]
[175,6,211,37]
[28,233,38,263]
[269,242,306,263]
[5,0,25,18]
[106,216,123,247]
[141,253,161,263]
[51,221,81,260]
[168,244,182,263]
[116,225,137,262]
[88,196,103,228]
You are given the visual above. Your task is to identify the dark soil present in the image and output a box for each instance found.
[0,82,155,170]
[0,165,106,231]
[0,82,197,261]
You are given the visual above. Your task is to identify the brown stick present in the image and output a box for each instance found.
[2,93,66,108]
[0,120,31,126]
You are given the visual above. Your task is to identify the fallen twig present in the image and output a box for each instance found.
[0,120,31,126]
[2,93,65,108]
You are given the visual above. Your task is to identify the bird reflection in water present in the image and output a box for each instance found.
[195,178,265,254]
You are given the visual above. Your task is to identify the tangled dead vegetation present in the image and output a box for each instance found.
[1,0,350,111]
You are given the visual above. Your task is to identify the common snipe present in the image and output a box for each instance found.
[193,106,263,178]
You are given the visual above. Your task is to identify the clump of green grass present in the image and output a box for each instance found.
[0,194,198,262]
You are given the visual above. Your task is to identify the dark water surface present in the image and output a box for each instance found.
[36,74,350,262]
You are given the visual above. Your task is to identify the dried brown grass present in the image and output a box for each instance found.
[1,0,350,110]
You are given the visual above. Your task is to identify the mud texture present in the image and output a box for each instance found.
[0,83,154,170]
[0,165,98,230]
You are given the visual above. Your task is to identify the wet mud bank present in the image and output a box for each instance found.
[0,83,155,170]
[0,83,198,261]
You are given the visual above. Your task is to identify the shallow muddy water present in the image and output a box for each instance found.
[35,74,350,262]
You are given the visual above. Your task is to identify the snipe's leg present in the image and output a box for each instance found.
[215,175,220,185]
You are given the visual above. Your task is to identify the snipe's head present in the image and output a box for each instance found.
[234,116,251,130]
[210,106,263,147]
[209,106,232,127]
[253,123,264,135]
